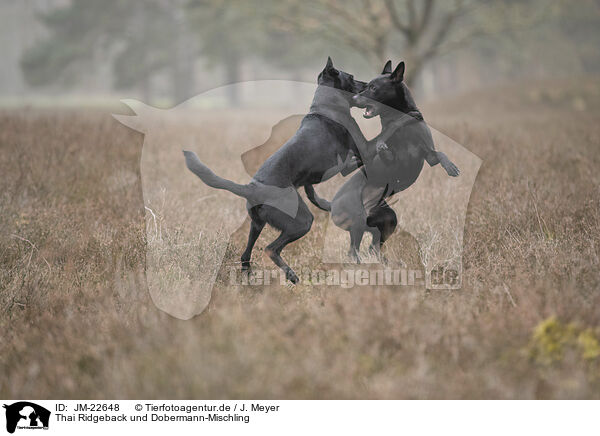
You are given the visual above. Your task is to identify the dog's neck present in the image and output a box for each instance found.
[309,85,353,119]
[308,84,368,157]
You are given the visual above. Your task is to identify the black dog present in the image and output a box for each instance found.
[184,58,366,283]
[330,61,459,261]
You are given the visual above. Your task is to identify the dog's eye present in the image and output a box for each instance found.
[369,84,376,91]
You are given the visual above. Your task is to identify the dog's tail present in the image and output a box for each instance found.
[183,150,254,199]
[304,184,331,211]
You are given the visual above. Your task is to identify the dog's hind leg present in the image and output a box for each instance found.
[368,228,382,258]
[377,204,398,244]
[264,201,313,284]
[366,203,398,262]
[241,218,266,271]
[348,228,364,263]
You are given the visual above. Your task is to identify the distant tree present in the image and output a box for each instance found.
[258,2,339,80]
[112,0,197,103]
[22,0,596,103]
[21,0,196,102]
[186,0,275,104]
[20,0,120,88]
[275,0,554,85]
[186,0,342,102]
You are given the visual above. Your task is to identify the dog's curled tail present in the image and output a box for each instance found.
[304,184,331,211]
[183,150,253,199]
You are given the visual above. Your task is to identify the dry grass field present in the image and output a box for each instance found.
[1,77,600,399]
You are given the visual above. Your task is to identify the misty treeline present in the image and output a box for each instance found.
[6,0,600,103]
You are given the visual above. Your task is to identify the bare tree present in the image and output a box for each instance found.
[277,0,549,84]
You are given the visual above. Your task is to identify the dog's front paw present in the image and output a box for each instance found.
[349,155,362,167]
[443,161,460,177]
[438,152,460,177]
[376,140,389,153]
[341,155,362,176]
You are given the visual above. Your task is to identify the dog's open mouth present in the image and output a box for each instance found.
[363,105,377,119]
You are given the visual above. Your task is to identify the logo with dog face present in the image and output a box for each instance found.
[3,402,50,433]
[114,73,481,319]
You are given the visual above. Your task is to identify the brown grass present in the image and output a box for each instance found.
[1,77,600,399]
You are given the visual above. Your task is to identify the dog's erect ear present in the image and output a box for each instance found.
[382,60,392,74]
[391,61,405,82]
[325,56,339,76]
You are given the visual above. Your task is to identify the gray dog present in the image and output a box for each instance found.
[329,61,459,261]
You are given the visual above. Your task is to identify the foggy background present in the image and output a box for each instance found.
[1,0,599,107]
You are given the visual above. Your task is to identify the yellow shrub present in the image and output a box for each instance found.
[529,317,599,365]
[578,329,600,360]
